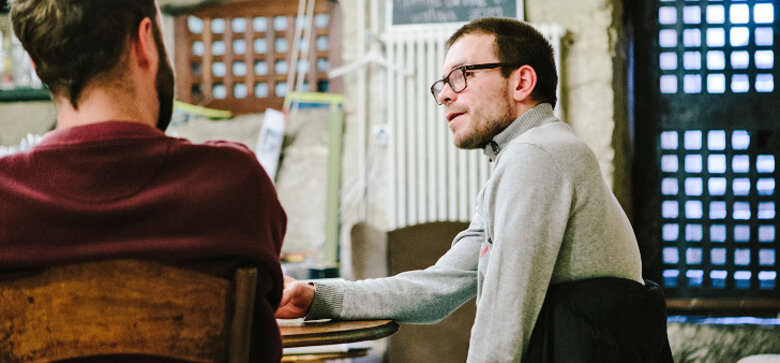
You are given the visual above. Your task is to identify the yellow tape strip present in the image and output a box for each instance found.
[283,92,344,110]
[173,101,233,119]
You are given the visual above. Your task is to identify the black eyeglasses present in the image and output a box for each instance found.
[430,63,519,105]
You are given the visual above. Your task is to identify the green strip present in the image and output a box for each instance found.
[283,92,345,266]
[0,88,50,102]
[173,101,232,119]
[324,107,345,265]
[284,92,344,110]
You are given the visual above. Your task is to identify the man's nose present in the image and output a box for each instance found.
[437,82,457,105]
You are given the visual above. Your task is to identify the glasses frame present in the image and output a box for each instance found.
[430,62,519,105]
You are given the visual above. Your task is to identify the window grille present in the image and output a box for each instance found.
[656,0,774,95]
[632,0,778,306]
[171,1,341,114]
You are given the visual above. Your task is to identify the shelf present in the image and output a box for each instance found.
[0,88,50,102]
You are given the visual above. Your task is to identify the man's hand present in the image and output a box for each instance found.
[275,276,316,319]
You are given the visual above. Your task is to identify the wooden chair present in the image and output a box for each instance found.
[0,259,258,363]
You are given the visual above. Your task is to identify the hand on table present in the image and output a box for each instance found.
[275,276,315,319]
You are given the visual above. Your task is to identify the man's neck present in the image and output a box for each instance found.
[510,100,541,121]
[55,88,156,130]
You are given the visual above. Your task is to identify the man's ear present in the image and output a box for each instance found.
[132,17,157,70]
[510,65,537,103]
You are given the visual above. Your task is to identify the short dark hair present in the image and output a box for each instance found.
[447,17,558,108]
[10,0,159,108]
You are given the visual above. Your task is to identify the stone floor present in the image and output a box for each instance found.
[668,317,780,363]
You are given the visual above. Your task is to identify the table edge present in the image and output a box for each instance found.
[281,320,400,348]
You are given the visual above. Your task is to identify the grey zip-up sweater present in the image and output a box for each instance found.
[307,103,643,362]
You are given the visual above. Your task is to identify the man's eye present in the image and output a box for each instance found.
[464,71,473,77]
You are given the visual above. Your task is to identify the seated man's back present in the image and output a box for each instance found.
[0,123,287,362]
[0,0,287,361]
[0,121,285,273]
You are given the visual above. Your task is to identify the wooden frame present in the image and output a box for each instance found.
[0,259,257,362]
[667,298,780,317]
[172,0,342,114]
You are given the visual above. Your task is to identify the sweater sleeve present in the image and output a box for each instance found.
[466,143,573,362]
[307,214,483,323]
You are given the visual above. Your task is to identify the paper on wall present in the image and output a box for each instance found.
[255,109,286,181]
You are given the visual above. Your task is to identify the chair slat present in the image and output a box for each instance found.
[0,259,237,363]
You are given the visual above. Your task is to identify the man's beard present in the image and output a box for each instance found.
[152,24,174,132]
[454,90,514,149]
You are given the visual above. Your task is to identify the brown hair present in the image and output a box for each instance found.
[447,17,558,108]
[10,0,159,108]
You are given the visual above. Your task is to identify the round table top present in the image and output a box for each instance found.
[279,319,399,348]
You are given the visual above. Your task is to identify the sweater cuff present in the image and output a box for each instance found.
[305,282,344,320]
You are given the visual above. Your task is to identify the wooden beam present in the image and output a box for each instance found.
[667,298,780,313]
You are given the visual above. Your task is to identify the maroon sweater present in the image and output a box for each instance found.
[0,121,287,362]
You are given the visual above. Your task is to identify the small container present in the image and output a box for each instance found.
[308,265,340,279]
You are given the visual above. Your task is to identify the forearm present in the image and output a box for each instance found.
[308,230,481,323]
[308,265,477,322]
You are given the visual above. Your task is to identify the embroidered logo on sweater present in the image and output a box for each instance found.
[480,244,490,257]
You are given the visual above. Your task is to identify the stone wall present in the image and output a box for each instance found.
[525,0,633,214]
[0,102,56,147]
[668,321,780,362]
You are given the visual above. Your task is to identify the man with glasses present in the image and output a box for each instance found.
[277,17,672,362]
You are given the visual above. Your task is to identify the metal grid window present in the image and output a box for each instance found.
[633,0,778,307]
[657,0,775,95]
[659,129,776,291]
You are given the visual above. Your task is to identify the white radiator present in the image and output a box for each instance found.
[383,23,564,230]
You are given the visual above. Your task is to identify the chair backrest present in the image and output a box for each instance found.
[0,259,257,363]
[385,222,474,363]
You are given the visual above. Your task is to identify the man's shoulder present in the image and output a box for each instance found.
[0,151,33,174]
[172,138,258,164]
[200,139,254,153]
[515,121,583,146]
[503,123,579,157]
[166,138,272,184]
[176,138,252,153]
[501,123,600,174]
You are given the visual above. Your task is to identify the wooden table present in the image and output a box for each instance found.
[280,320,399,362]
[280,319,399,348]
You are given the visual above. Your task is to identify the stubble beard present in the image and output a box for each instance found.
[453,91,514,150]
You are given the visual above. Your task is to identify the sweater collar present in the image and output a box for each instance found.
[37,121,166,147]
[483,103,556,161]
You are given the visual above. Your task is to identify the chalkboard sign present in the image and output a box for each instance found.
[392,0,521,26]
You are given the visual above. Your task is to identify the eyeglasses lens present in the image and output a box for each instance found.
[449,68,466,93]
[431,68,467,102]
